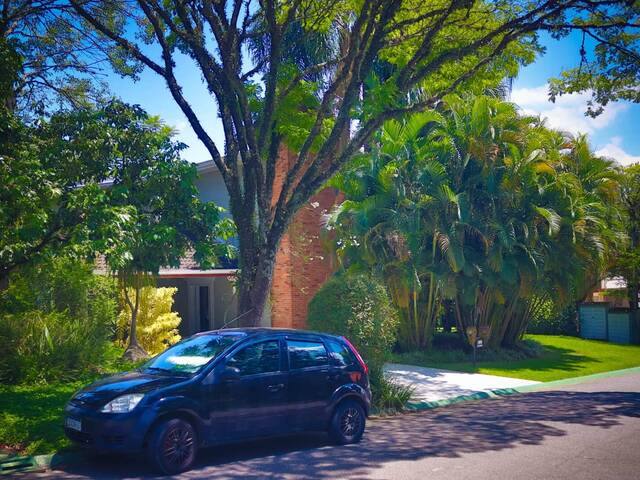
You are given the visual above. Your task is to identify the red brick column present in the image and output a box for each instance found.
[270,148,340,329]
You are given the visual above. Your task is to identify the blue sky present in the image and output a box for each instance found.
[512,32,640,165]
[106,31,640,166]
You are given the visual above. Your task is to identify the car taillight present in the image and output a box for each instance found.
[341,336,369,375]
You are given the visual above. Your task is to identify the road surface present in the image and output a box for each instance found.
[24,371,640,479]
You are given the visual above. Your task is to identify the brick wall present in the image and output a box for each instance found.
[270,148,340,329]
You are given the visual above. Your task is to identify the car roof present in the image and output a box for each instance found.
[194,327,342,341]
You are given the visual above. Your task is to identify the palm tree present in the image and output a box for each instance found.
[330,94,623,351]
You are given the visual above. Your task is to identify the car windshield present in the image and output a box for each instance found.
[143,333,243,375]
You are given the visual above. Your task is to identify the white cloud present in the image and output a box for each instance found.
[595,137,640,166]
[510,84,628,136]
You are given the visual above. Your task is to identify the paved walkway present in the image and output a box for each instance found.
[384,363,539,404]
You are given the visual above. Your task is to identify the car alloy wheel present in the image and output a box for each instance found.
[329,399,366,444]
[340,407,363,438]
[162,423,195,469]
[147,418,198,475]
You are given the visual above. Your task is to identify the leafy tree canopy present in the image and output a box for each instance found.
[1,100,234,287]
[65,0,640,325]
[329,94,624,349]
[0,1,115,116]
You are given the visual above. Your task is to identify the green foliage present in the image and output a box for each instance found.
[394,336,545,366]
[94,101,235,275]
[1,1,112,116]
[527,302,578,337]
[1,100,234,286]
[0,257,118,384]
[117,286,182,355]
[609,164,640,308]
[0,104,132,282]
[331,94,623,350]
[369,369,414,414]
[308,273,399,374]
[0,310,108,384]
[0,344,142,455]
[70,0,638,329]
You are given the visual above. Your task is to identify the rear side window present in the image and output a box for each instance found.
[326,340,357,367]
[287,340,328,369]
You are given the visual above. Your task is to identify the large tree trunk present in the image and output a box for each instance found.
[234,241,279,328]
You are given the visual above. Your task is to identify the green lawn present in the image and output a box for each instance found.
[0,382,82,455]
[392,335,640,382]
[0,346,140,456]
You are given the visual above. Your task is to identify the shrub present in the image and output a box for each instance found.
[308,273,404,410]
[527,301,578,336]
[0,310,110,383]
[0,258,118,384]
[117,286,181,355]
[308,273,398,371]
[370,369,415,413]
[1,257,118,331]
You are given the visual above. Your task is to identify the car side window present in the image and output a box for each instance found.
[326,340,356,367]
[227,340,280,376]
[287,340,328,369]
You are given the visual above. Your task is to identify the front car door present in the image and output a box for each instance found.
[206,338,289,442]
[286,337,331,431]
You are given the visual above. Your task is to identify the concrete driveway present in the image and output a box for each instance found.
[22,370,640,479]
[384,363,539,404]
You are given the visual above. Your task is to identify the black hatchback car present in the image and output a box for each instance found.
[64,328,371,474]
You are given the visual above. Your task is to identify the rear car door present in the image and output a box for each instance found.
[206,339,289,440]
[286,338,331,430]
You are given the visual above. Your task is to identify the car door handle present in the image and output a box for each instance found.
[267,383,284,392]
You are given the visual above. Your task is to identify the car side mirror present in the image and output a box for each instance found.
[220,366,241,382]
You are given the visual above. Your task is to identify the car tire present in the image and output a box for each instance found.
[328,399,366,445]
[146,418,198,475]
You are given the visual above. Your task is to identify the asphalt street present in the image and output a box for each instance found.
[24,371,640,479]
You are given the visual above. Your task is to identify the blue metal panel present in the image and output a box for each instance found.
[579,304,608,340]
[607,312,632,344]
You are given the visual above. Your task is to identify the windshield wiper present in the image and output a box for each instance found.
[145,366,190,376]
[145,366,173,374]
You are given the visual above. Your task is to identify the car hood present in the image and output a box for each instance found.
[70,370,187,408]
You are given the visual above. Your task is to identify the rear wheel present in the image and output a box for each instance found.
[146,418,198,475]
[328,399,366,445]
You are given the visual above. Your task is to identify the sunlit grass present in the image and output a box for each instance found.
[0,344,141,455]
[393,335,640,382]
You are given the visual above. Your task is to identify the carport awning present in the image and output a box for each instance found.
[157,268,237,278]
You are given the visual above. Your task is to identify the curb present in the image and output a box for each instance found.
[1,451,86,476]
[402,365,640,413]
[405,388,521,412]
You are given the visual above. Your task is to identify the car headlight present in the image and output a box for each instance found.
[101,394,144,413]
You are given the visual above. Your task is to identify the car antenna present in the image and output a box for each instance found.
[220,308,255,330]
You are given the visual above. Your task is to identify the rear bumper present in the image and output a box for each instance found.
[64,402,155,454]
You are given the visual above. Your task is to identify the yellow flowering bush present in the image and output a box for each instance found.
[118,287,182,355]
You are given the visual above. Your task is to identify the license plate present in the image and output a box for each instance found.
[65,417,82,432]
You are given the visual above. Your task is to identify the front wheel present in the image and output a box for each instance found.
[328,399,366,445]
[146,418,198,475]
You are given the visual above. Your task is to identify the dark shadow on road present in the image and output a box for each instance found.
[29,390,640,479]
